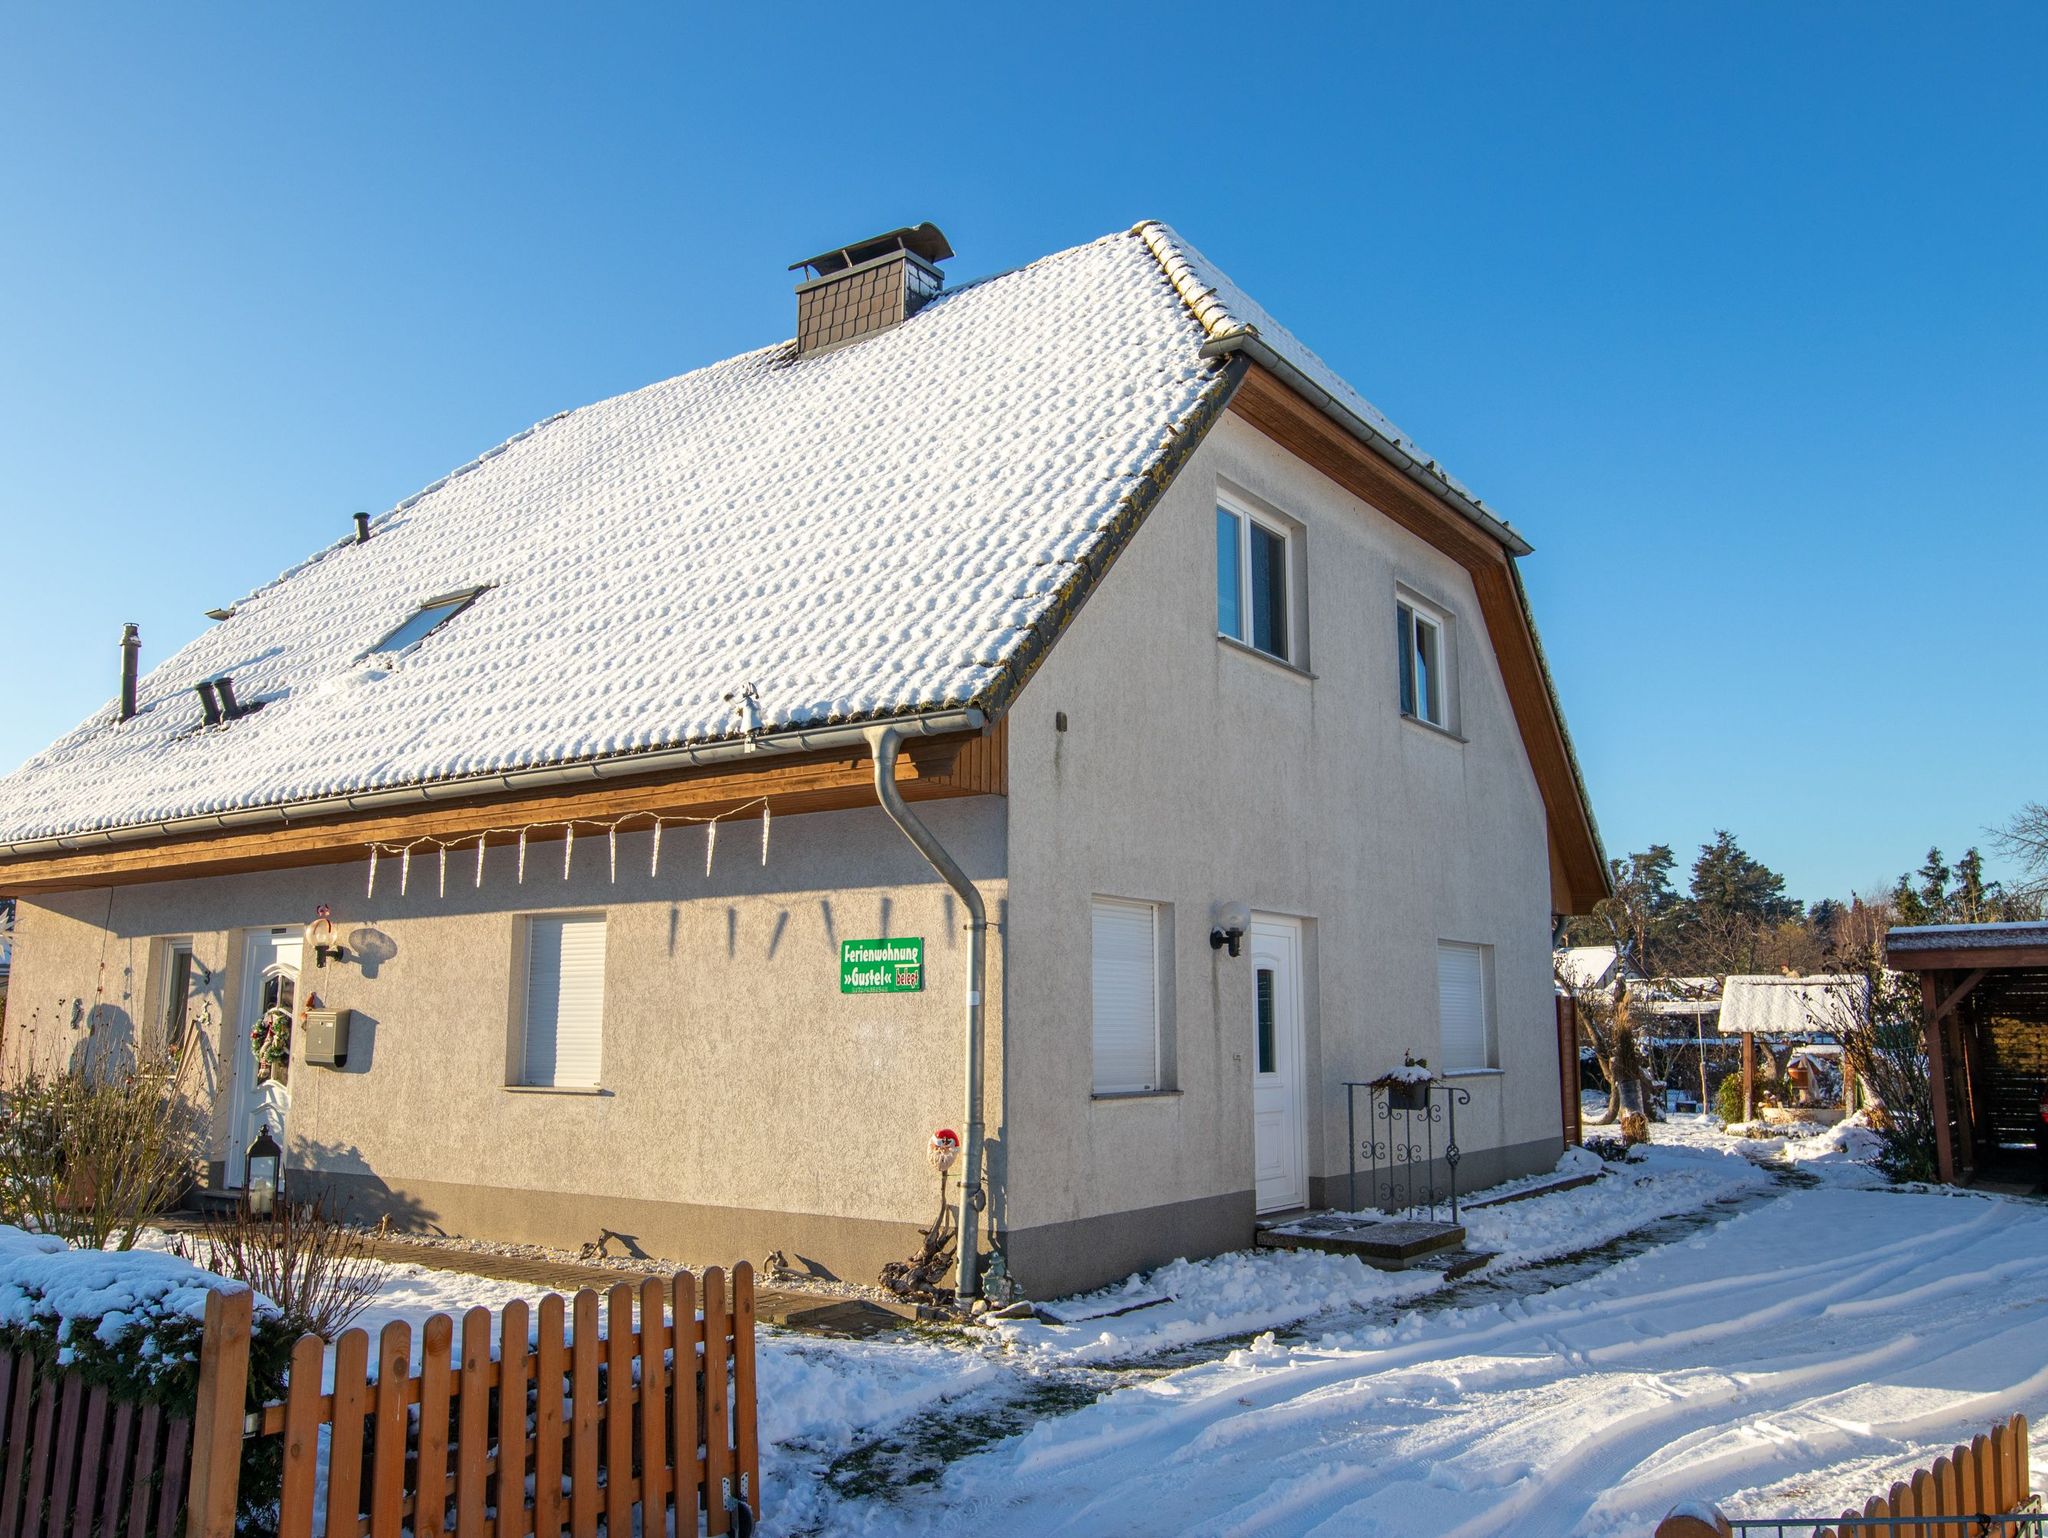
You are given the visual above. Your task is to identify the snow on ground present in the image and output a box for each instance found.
[831,1183,2048,1537]
[991,1142,1771,1365]
[1653,1110,1892,1188]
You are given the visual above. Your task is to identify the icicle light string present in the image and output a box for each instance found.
[362,798,773,901]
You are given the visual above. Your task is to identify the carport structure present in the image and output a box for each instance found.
[1886,920,2048,1187]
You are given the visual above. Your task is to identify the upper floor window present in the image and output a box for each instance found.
[1217,502,1294,663]
[1398,599,1447,727]
[369,585,490,657]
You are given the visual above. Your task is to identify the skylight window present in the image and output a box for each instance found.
[369,586,487,655]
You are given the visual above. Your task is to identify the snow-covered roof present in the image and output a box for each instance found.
[1717,975,1866,1037]
[0,222,1534,851]
[1555,945,1622,993]
[1887,921,2048,953]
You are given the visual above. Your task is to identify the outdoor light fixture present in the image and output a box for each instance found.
[306,905,346,968]
[244,1123,282,1219]
[1210,899,1252,957]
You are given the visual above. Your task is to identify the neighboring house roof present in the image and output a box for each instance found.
[1556,945,1622,993]
[1717,974,1866,1037]
[0,223,1606,891]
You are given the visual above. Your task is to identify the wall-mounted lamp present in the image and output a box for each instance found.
[307,905,347,968]
[1209,899,1252,958]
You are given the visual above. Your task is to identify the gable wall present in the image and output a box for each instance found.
[997,414,1559,1295]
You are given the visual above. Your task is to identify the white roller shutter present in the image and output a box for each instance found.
[524,915,607,1087]
[1092,899,1158,1094]
[1437,941,1489,1071]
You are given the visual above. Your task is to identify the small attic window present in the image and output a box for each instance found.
[369,586,487,655]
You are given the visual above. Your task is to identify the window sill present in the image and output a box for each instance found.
[1441,1068,1504,1080]
[1217,634,1315,680]
[1091,1089,1183,1102]
[1399,712,1466,744]
[502,1084,611,1097]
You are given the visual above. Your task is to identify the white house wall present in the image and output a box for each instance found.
[997,413,1560,1294]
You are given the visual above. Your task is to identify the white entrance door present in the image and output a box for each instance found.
[1250,914,1308,1213]
[228,928,301,1186]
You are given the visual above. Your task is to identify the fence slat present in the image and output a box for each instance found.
[455,1308,492,1538]
[568,1292,600,1538]
[636,1279,668,1529]
[326,1329,372,1538]
[187,1287,253,1538]
[605,1285,635,1538]
[733,1261,758,1520]
[412,1313,454,1538]
[153,1418,188,1538]
[276,1335,326,1538]
[370,1321,412,1538]
[0,1352,14,1459]
[45,1374,84,1538]
[0,1360,32,1538]
[124,1403,159,1538]
[532,1297,566,1538]
[496,1300,531,1538]
[69,1384,110,1538]
[703,1267,729,1537]
[672,1272,700,1538]
[100,1401,134,1538]
[21,1368,60,1538]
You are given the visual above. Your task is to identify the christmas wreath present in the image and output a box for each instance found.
[250,1006,294,1076]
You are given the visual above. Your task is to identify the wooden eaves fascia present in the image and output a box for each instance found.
[0,724,1006,896]
[1224,362,1611,915]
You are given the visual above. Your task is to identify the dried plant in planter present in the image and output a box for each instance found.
[0,1012,206,1250]
[174,1198,382,1340]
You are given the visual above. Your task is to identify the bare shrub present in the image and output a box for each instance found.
[0,1014,205,1250]
[172,1198,382,1340]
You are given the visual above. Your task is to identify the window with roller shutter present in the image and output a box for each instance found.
[521,914,607,1087]
[1437,940,1492,1071]
[1091,898,1160,1094]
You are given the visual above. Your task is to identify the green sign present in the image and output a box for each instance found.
[841,937,924,993]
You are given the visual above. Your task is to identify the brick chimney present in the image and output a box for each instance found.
[790,223,953,356]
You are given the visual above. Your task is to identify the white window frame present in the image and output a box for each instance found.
[1436,940,1494,1072]
[1091,897,1162,1095]
[516,912,608,1090]
[1398,596,1450,729]
[1217,497,1297,664]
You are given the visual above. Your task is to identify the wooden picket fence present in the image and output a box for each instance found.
[0,1348,192,1538]
[1656,1413,2033,1536]
[187,1263,760,1538]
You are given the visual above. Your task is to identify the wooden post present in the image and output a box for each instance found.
[1919,974,1957,1183]
[1655,1505,1732,1538]
[186,1286,254,1538]
[1557,994,1581,1146]
[1741,1030,1756,1122]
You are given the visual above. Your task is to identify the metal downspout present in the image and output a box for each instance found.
[864,724,987,1303]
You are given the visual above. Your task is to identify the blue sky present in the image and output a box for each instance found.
[3,5,2042,905]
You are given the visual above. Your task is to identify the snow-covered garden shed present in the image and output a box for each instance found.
[0,221,1606,1298]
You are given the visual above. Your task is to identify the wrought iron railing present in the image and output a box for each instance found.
[1343,1074,1472,1221]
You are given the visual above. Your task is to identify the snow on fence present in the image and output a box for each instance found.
[187,1263,762,1538]
[1655,1413,2035,1537]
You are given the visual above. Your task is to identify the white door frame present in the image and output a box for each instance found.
[227,927,301,1186]
[1249,913,1309,1213]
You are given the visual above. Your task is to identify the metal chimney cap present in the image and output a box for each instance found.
[790,222,954,279]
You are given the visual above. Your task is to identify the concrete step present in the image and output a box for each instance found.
[1256,1213,1468,1269]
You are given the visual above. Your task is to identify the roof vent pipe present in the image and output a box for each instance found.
[118,624,140,722]
[354,512,371,545]
[195,680,223,726]
[215,676,245,720]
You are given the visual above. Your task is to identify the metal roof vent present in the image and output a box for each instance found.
[789,222,953,357]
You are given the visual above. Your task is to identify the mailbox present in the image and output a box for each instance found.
[303,1008,351,1069]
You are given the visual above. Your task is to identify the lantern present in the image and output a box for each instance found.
[306,905,346,968]
[928,1128,960,1176]
[245,1123,282,1219]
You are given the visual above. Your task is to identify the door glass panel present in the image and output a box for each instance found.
[1256,967,1277,1074]
[1248,522,1288,659]
[1216,507,1243,640]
